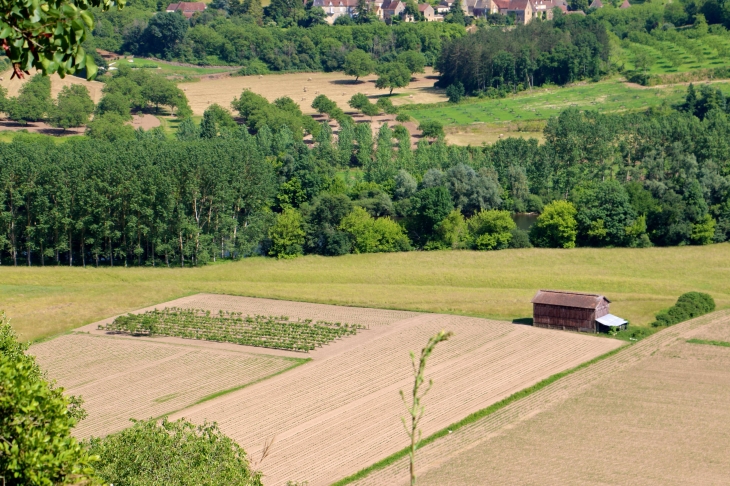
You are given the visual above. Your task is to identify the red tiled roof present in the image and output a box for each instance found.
[167,2,206,12]
[418,3,432,10]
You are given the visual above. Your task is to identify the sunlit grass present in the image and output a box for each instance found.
[3,244,730,341]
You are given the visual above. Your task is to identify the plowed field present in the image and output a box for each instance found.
[30,333,304,438]
[29,294,620,485]
[350,310,730,486]
[154,297,621,485]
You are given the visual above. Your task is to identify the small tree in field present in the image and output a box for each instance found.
[400,330,453,486]
[375,62,411,95]
[344,49,376,82]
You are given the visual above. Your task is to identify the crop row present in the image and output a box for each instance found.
[100,308,366,352]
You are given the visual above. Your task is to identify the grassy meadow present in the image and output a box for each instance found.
[3,244,729,342]
[407,79,730,127]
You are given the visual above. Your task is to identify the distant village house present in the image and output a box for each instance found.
[166,1,206,18]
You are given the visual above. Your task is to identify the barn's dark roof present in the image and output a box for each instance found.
[531,290,609,309]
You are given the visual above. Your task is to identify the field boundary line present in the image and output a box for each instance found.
[687,338,730,348]
[331,344,625,486]
[335,310,730,486]
[152,357,311,421]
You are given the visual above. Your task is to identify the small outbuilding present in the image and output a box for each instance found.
[531,289,626,333]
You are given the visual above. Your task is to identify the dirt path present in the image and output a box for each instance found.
[350,310,730,486]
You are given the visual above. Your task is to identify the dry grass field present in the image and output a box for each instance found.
[0,69,104,103]
[350,310,730,486]
[180,68,445,116]
[156,296,622,486]
[4,246,730,343]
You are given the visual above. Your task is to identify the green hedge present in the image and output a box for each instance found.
[652,292,715,327]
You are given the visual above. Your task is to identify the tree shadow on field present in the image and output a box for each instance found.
[330,79,373,85]
[512,317,533,326]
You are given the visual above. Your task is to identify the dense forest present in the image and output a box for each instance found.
[1,82,729,265]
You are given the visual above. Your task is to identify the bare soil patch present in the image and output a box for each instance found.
[352,310,730,486]
[30,333,300,439]
[130,114,161,130]
[179,69,445,117]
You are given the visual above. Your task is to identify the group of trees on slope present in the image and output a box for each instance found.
[2,83,730,265]
[0,64,190,136]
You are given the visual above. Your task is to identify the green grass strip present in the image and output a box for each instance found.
[152,357,310,421]
[331,345,627,486]
[687,338,730,348]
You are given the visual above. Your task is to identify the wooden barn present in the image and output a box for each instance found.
[531,290,627,333]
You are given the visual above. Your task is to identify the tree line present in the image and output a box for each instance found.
[2,82,729,265]
[437,14,610,94]
[90,4,465,73]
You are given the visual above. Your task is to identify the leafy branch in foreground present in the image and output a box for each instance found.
[400,330,453,486]
[0,0,124,79]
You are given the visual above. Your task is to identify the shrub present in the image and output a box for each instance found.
[530,200,577,248]
[268,208,305,259]
[651,292,715,327]
[395,113,411,123]
[87,418,263,486]
[0,313,98,485]
[508,228,532,248]
[466,209,515,250]
[340,207,411,253]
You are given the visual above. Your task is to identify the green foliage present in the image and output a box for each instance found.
[344,49,376,81]
[395,113,411,122]
[418,120,444,140]
[375,62,412,95]
[95,91,132,120]
[466,209,515,250]
[7,74,52,124]
[87,418,263,486]
[339,206,411,253]
[102,308,363,351]
[0,313,99,486]
[446,82,465,104]
[530,200,578,248]
[430,209,468,250]
[397,50,426,75]
[85,113,136,141]
[269,208,306,259]
[50,85,95,129]
[438,17,607,92]
[571,180,641,247]
[376,97,398,115]
[508,228,532,249]
[232,90,317,137]
[176,117,200,141]
[651,292,715,327]
[200,104,237,138]
[691,213,716,245]
[408,186,453,244]
[0,0,120,80]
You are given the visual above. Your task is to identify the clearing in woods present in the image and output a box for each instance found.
[348,310,730,486]
[31,293,622,486]
[179,68,444,117]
